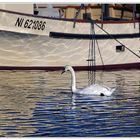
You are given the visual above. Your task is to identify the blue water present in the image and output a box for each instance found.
[0,70,140,137]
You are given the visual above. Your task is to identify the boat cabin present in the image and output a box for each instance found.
[0,3,139,21]
[35,4,140,21]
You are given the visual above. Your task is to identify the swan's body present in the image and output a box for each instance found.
[62,65,115,96]
[75,84,115,96]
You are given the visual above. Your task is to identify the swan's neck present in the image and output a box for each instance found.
[70,68,76,93]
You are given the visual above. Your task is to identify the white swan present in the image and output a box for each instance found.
[61,65,115,96]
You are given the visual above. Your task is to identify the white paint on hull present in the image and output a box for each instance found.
[0,9,139,68]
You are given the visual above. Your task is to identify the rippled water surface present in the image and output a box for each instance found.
[0,70,140,137]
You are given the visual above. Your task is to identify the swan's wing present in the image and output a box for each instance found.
[95,84,115,95]
[78,84,115,96]
[78,84,105,95]
[93,84,115,96]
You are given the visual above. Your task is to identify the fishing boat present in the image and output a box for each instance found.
[0,3,140,71]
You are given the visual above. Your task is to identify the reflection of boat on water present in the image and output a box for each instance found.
[0,4,140,71]
[0,70,49,136]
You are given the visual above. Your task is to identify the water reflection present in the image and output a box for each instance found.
[0,71,48,136]
[0,70,139,136]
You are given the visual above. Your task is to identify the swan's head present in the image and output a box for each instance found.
[61,65,73,74]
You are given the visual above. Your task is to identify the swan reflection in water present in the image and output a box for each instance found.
[69,91,116,110]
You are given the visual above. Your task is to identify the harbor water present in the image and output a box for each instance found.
[0,69,140,137]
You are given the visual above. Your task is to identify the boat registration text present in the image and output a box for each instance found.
[15,17,46,31]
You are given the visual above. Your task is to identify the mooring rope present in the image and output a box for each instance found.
[88,22,96,85]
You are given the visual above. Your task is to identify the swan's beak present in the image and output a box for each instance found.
[61,70,65,75]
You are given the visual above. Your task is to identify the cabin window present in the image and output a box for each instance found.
[116,45,125,52]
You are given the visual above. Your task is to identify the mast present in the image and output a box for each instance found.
[101,4,109,27]
[101,4,105,28]
[133,4,136,28]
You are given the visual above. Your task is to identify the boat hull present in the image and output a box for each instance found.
[0,9,140,71]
